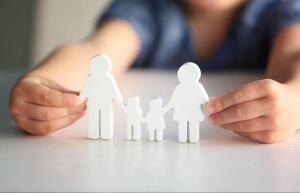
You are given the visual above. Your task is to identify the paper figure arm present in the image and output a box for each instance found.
[79,76,91,102]
[110,77,126,110]
[163,86,179,113]
[119,102,127,112]
[162,104,173,114]
[141,111,149,124]
[199,84,209,103]
[199,84,209,116]
[137,105,145,121]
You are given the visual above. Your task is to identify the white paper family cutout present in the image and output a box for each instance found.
[80,54,209,143]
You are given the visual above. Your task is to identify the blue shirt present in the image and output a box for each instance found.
[98,0,300,70]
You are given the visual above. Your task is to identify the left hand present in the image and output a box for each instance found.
[206,79,300,143]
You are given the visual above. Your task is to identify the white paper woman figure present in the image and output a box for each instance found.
[144,97,166,142]
[164,62,209,143]
[80,54,125,140]
[124,97,144,141]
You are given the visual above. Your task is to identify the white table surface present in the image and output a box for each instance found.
[1,70,300,192]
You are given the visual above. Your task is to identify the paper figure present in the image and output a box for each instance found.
[80,54,125,140]
[124,97,144,141]
[80,54,209,143]
[144,97,166,141]
[164,62,209,143]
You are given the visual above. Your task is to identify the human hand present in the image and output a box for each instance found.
[10,75,87,135]
[206,79,300,143]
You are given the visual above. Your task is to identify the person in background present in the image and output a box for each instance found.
[9,0,300,143]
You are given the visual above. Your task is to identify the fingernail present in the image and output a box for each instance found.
[77,104,86,112]
[209,116,216,125]
[72,99,81,106]
[206,102,215,113]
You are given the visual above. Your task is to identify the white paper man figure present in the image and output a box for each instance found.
[80,54,125,140]
[124,97,144,141]
[164,63,209,143]
[144,97,166,141]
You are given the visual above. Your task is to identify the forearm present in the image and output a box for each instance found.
[27,44,95,91]
[287,62,300,94]
[266,50,300,85]
[27,19,140,91]
[266,52,300,94]
[266,25,300,87]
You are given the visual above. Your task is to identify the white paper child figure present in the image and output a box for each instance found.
[144,97,166,142]
[80,54,125,140]
[124,97,144,141]
[164,62,209,143]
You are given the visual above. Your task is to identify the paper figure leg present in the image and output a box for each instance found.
[149,130,155,141]
[127,122,132,140]
[100,109,113,139]
[88,105,100,139]
[178,121,188,143]
[133,123,141,141]
[189,121,199,143]
[156,130,163,141]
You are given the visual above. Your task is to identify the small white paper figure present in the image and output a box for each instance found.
[164,62,209,143]
[80,54,125,140]
[124,97,144,141]
[144,97,166,142]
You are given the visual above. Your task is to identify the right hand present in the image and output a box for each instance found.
[10,75,87,135]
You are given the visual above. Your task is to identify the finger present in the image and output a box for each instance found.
[247,130,292,144]
[25,83,81,107]
[21,102,86,121]
[15,112,85,135]
[207,80,270,114]
[234,131,276,144]
[37,76,80,95]
[219,117,270,133]
[208,99,269,125]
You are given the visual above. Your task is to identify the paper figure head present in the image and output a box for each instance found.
[88,54,112,76]
[177,62,201,84]
[150,97,163,109]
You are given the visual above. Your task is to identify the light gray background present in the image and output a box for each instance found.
[0,0,35,69]
[0,0,111,70]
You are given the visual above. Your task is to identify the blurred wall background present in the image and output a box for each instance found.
[0,0,111,70]
[0,0,36,70]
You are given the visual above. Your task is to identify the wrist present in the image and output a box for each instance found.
[286,78,300,95]
[286,80,300,129]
